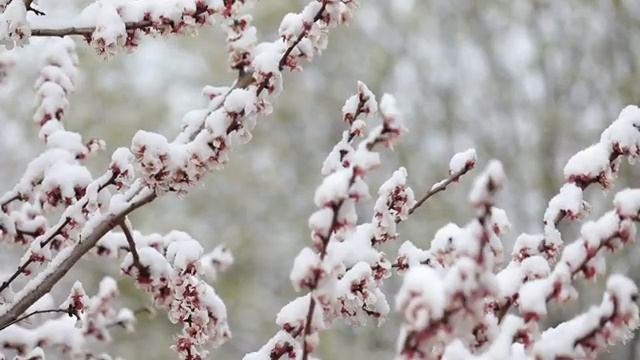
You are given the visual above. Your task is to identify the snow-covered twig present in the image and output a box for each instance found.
[407,149,476,217]
[19,0,242,55]
[530,275,639,359]
[0,277,137,357]
[0,308,79,332]
[392,106,640,360]
[490,105,640,323]
[396,160,507,359]
[245,82,408,360]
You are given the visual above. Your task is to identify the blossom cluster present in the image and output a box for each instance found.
[0,0,29,49]
[0,37,104,285]
[82,0,255,56]
[487,105,640,327]
[98,230,231,360]
[0,1,356,359]
[132,0,358,195]
[395,159,509,359]
[0,0,256,56]
[393,106,640,360]
[244,86,640,360]
[247,82,419,359]
[0,277,136,358]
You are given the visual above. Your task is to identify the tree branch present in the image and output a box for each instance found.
[0,0,324,327]
[0,307,79,331]
[0,193,20,211]
[299,101,392,360]
[0,191,156,330]
[32,21,154,38]
[278,1,328,72]
[0,0,336,342]
[494,150,626,322]
[30,4,212,38]
[0,261,35,296]
[24,0,44,16]
[0,174,116,295]
[119,219,149,278]
[405,164,475,218]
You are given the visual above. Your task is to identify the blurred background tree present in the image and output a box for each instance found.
[1,0,640,358]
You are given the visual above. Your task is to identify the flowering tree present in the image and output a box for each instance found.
[0,1,639,360]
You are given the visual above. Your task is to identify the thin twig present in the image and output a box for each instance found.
[0,261,34,295]
[24,0,44,16]
[345,93,368,143]
[406,164,475,218]
[0,218,69,295]
[119,219,149,278]
[301,199,342,360]
[39,217,71,248]
[278,1,328,72]
[191,0,326,144]
[0,307,78,331]
[15,228,42,239]
[0,193,20,211]
[0,176,117,295]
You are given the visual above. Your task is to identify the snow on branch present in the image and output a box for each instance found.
[395,160,508,359]
[246,83,474,360]
[1,0,253,55]
[530,275,639,359]
[115,230,231,359]
[0,0,29,49]
[488,105,640,325]
[0,277,139,358]
[0,37,105,297]
[0,1,359,359]
[391,105,640,360]
[407,148,476,217]
[515,189,639,323]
